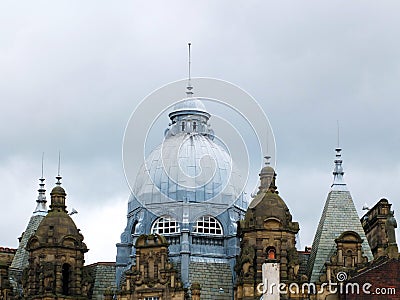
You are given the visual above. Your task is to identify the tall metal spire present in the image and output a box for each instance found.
[33,153,47,215]
[337,120,340,148]
[56,151,62,186]
[186,42,194,97]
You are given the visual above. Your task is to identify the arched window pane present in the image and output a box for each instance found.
[193,216,223,236]
[151,216,180,235]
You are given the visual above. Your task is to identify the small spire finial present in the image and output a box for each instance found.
[337,120,340,148]
[186,42,193,97]
[332,146,347,191]
[56,151,62,186]
[264,155,271,165]
[34,153,47,215]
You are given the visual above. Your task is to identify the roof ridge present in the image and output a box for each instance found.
[350,257,393,279]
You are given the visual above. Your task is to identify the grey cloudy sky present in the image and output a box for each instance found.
[1,1,399,264]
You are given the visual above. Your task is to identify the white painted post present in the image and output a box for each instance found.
[261,262,280,300]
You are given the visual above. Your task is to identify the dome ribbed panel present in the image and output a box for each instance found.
[133,134,242,205]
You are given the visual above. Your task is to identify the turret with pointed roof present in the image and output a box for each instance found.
[235,158,300,298]
[10,175,48,271]
[307,148,373,283]
[25,174,88,299]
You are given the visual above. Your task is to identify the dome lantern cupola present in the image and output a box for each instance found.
[166,98,212,136]
[246,159,295,228]
[258,155,277,194]
[49,174,67,212]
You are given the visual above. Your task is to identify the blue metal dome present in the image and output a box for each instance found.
[133,97,244,206]
[134,133,243,204]
[117,97,248,291]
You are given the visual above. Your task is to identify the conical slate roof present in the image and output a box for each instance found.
[11,177,48,270]
[10,214,45,270]
[307,148,373,283]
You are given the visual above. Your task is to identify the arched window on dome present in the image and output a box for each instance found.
[193,216,223,236]
[181,121,186,131]
[151,216,180,235]
[193,121,197,131]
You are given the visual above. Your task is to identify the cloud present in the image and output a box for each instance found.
[73,196,126,265]
[0,1,399,262]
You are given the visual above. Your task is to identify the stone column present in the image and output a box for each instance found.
[55,264,62,294]
[74,263,83,295]
[180,204,191,287]
[357,245,362,264]
[180,228,190,286]
[326,266,331,282]
[338,248,343,264]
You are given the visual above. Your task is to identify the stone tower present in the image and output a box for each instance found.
[235,160,300,299]
[25,175,89,299]
[361,198,399,259]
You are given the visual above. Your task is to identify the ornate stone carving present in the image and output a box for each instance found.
[42,262,54,292]
[118,234,185,299]
[235,243,255,279]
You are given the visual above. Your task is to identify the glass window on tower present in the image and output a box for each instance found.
[193,215,223,236]
[151,216,180,235]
